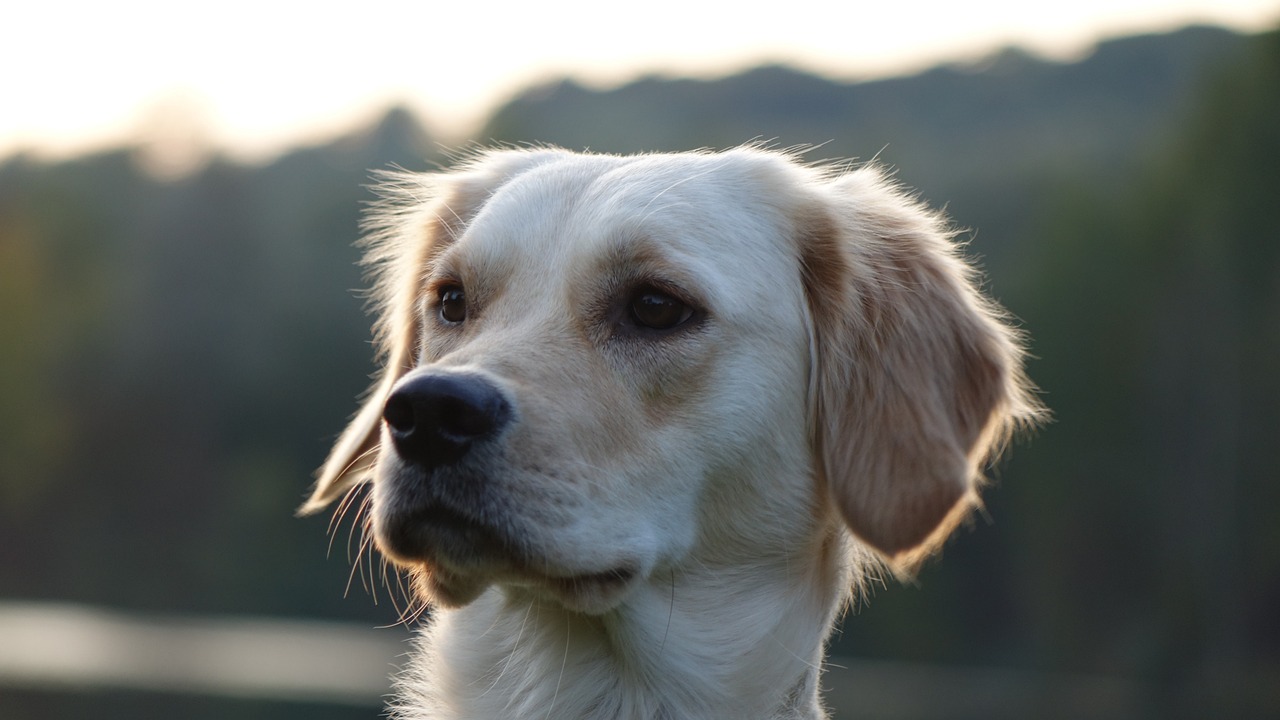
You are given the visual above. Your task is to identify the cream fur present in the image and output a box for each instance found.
[301,147,1040,719]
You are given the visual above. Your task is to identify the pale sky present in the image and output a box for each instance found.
[4,0,1277,162]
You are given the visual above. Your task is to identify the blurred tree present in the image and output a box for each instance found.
[0,108,439,621]
[1006,28,1280,713]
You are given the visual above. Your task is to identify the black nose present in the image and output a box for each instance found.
[383,372,511,470]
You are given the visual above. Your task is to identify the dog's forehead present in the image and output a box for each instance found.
[456,154,794,289]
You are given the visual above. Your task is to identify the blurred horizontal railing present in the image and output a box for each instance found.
[2,601,1276,718]
[0,601,407,705]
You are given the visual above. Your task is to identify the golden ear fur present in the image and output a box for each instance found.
[297,149,571,515]
[800,166,1042,566]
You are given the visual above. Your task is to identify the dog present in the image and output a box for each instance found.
[299,147,1040,719]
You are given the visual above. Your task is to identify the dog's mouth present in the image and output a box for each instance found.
[538,566,640,614]
[549,566,636,588]
[375,500,641,613]
[377,503,513,567]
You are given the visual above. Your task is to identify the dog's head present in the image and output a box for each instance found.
[300,148,1039,613]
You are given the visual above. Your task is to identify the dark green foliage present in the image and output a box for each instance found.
[1010,28,1280,685]
[0,110,435,622]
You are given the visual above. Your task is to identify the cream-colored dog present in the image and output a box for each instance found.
[300,147,1039,719]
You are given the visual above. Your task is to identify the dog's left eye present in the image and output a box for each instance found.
[439,286,467,324]
[629,289,693,330]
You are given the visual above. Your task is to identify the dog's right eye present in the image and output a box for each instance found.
[438,286,467,324]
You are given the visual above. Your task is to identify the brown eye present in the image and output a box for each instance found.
[629,289,692,330]
[439,286,466,324]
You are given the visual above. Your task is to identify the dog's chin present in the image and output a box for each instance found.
[536,566,640,614]
[406,559,641,615]
[376,507,642,614]
[411,565,490,608]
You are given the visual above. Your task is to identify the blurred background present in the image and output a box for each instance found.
[2,1,1279,718]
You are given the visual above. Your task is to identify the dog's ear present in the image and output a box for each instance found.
[298,148,569,515]
[799,166,1041,565]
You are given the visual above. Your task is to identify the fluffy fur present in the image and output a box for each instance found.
[300,147,1041,719]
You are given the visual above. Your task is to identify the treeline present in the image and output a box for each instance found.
[0,108,442,621]
[0,24,1276,718]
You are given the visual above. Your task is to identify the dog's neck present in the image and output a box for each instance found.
[393,520,855,720]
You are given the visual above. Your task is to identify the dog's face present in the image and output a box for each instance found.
[302,148,1038,615]
[375,153,815,612]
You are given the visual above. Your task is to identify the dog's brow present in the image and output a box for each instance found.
[599,232,665,270]
[592,234,694,290]
[638,166,719,218]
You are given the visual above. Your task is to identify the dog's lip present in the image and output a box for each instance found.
[377,501,512,566]
[380,502,640,590]
[536,564,641,614]
[544,565,637,588]
[511,555,642,599]
[412,504,485,536]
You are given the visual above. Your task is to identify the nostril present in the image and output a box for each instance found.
[383,392,417,434]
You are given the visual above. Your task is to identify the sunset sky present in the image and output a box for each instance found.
[5,0,1277,161]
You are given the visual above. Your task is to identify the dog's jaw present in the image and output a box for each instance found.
[371,451,659,614]
[379,420,848,719]
[405,550,645,614]
[393,513,855,720]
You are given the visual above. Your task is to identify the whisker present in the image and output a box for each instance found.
[327,483,367,557]
[343,494,370,573]
[384,559,411,624]
[542,612,571,720]
[658,567,675,658]
[344,527,370,599]
[364,520,380,603]
[325,486,432,629]
[480,598,535,698]
[331,444,380,491]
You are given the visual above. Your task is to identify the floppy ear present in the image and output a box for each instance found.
[295,178,451,516]
[298,148,569,515]
[799,166,1041,564]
